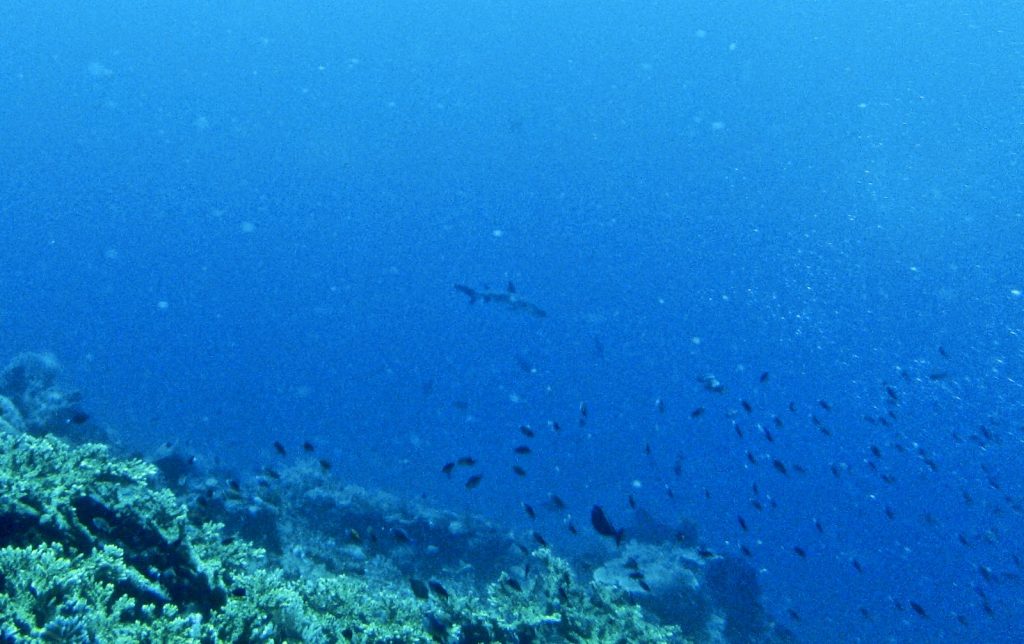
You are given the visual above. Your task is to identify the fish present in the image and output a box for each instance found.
[273,441,286,456]
[590,505,624,544]
[68,411,90,425]
[454,283,547,318]
[738,516,749,532]
[910,601,928,618]
[513,445,531,455]
[427,580,449,600]
[504,578,522,592]
[759,371,770,383]
[793,546,807,558]
[522,503,536,519]
[772,459,788,476]
[457,456,477,467]
[409,579,430,600]
[465,474,483,489]
[547,494,567,510]
[302,441,315,452]
[318,459,332,471]
[698,374,725,393]
[441,462,456,477]
[532,531,548,547]
[519,425,535,438]
[511,465,527,477]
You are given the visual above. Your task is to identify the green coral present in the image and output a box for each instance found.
[0,432,685,643]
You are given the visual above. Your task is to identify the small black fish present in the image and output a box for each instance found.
[772,459,788,476]
[741,400,753,413]
[762,426,775,443]
[227,479,241,492]
[409,578,430,600]
[465,474,483,489]
[457,456,477,467]
[910,601,928,618]
[393,528,412,543]
[759,371,770,383]
[690,407,705,419]
[427,580,449,600]
[519,425,535,438]
[512,465,527,477]
[636,579,651,592]
[852,559,864,573]
[68,411,90,425]
[505,577,522,592]
[738,516,749,532]
[740,545,753,557]
[513,445,532,455]
[547,494,566,510]
[263,467,281,480]
[814,519,824,534]
[549,420,562,432]
[628,494,637,510]
[302,441,315,452]
[441,462,456,477]
[590,505,624,544]
[532,531,548,547]
[793,546,807,558]
[818,400,832,411]
[318,459,332,471]
[522,503,536,519]
[273,441,287,456]
[787,608,801,621]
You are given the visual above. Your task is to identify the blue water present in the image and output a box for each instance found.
[2,1,1022,640]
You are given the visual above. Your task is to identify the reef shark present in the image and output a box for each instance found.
[454,282,547,318]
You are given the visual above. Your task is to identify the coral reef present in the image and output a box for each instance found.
[0,353,787,642]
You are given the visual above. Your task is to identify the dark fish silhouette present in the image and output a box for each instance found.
[590,505,624,544]
[409,578,430,600]
[454,283,547,318]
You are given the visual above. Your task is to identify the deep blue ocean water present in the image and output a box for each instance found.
[2,1,1022,641]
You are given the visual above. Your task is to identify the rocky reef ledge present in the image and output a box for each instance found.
[0,353,790,643]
